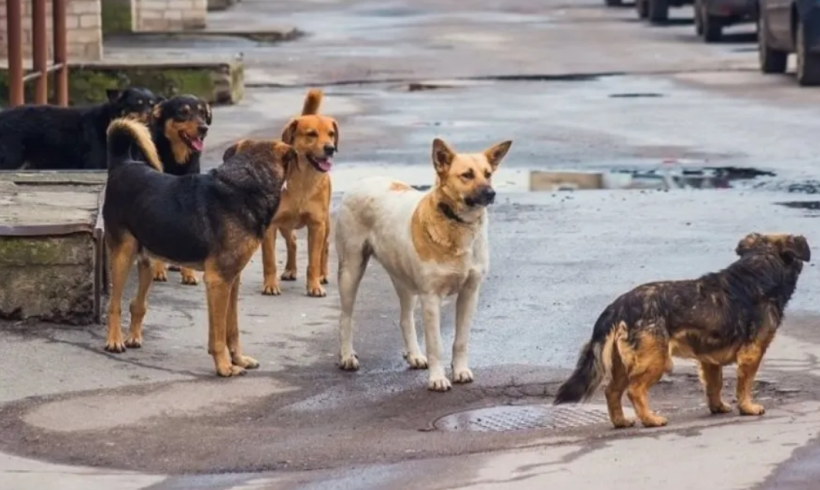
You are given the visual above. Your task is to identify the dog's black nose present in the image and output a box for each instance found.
[198,125,209,137]
[482,187,496,204]
[323,144,336,157]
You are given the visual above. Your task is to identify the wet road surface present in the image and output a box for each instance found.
[6,0,820,488]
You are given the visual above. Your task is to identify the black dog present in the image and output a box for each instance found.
[102,117,294,377]
[0,87,160,171]
[147,94,213,285]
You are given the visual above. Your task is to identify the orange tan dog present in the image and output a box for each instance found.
[258,88,338,298]
[334,138,512,391]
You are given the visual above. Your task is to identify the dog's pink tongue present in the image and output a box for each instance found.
[318,158,333,172]
[191,138,204,152]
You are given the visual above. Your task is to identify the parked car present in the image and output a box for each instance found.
[758,0,820,85]
[636,0,695,24]
[694,0,759,42]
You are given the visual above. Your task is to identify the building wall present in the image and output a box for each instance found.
[132,0,208,31]
[0,0,103,61]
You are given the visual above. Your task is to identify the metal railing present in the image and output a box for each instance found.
[5,0,68,107]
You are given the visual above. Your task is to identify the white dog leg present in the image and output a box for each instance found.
[421,294,450,391]
[337,252,369,371]
[453,278,481,384]
[395,284,426,369]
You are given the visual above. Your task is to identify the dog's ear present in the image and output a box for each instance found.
[106,89,122,103]
[483,140,512,172]
[204,102,213,126]
[273,142,297,168]
[223,141,240,161]
[332,120,339,151]
[432,138,456,175]
[281,119,299,145]
[783,235,811,262]
[736,233,763,257]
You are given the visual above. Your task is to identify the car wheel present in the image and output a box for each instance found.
[648,0,669,24]
[636,0,649,19]
[796,21,820,85]
[605,0,623,6]
[757,11,788,73]
[694,0,704,35]
[703,14,723,42]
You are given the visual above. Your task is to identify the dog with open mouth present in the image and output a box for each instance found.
[247,88,338,298]
[148,94,213,286]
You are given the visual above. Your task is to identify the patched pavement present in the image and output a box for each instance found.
[5,0,820,489]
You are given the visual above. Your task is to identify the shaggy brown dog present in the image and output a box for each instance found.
[554,233,810,428]
[103,118,294,376]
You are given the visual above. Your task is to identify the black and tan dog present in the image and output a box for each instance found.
[0,87,159,170]
[554,233,810,428]
[102,118,294,377]
[147,94,213,286]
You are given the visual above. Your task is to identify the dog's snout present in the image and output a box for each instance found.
[481,186,496,204]
[323,144,336,157]
[197,125,209,137]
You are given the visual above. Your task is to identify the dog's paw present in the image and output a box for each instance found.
[152,270,168,282]
[611,418,636,429]
[281,270,297,281]
[339,352,360,371]
[428,374,452,392]
[404,352,428,370]
[124,335,142,349]
[180,273,199,286]
[216,364,247,377]
[739,403,766,416]
[262,282,282,296]
[709,401,733,415]
[639,414,668,428]
[307,283,327,298]
[104,340,126,353]
[232,355,260,369]
[452,367,474,384]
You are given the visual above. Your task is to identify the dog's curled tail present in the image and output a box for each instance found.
[553,313,625,405]
[106,117,162,173]
[302,88,323,115]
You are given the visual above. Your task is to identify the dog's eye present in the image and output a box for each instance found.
[461,170,475,180]
[484,170,492,179]
[328,131,336,138]
[137,99,143,105]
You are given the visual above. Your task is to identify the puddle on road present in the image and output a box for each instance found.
[528,166,775,192]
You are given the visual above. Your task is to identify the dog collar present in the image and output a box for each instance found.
[438,202,467,224]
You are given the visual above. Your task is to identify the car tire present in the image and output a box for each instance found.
[757,11,788,73]
[636,0,649,19]
[703,14,723,42]
[605,0,623,6]
[796,21,820,86]
[648,0,669,24]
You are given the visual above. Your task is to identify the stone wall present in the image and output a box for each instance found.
[132,0,208,31]
[0,0,103,61]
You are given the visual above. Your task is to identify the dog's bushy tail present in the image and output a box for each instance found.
[553,309,624,405]
[106,118,162,173]
[302,88,323,115]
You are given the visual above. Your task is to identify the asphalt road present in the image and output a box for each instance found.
[4,0,820,489]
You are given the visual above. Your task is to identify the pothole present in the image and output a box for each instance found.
[433,404,626,433]
[529,166,775,192]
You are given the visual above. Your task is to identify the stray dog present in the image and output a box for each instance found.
[257,88,336,298]
[554,233,810,428]
[102,118,294,376]
[147,94,213,286]
[0,87,159,170]
[335,138,512,391]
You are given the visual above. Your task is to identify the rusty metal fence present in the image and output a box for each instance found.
[5,0,68,107]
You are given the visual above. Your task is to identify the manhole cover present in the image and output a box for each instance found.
[434,404,623,433]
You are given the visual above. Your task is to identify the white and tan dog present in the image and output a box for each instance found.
[334,137,512,391]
